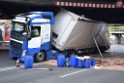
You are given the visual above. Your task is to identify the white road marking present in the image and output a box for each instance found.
[33,62,43,66]
[0,66,17,72]
[93,66,101,69]
[60,69,87,78]
[0,62,44,72]
[32,68,50,70]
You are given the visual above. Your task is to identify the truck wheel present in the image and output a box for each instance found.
[34,51,46,62]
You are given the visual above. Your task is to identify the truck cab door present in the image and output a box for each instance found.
[28,24,51,50]
[28,26,42,49]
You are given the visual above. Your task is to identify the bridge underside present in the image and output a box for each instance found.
[0,0,124,24]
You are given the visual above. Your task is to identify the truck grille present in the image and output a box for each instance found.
[10,40,22,50]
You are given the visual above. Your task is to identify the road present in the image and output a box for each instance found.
[0,64,124,83]
[0,45,124,83]
[0,50,15,68]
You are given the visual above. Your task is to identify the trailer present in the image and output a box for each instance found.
[52,9,110,52]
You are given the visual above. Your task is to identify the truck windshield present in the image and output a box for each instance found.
[12,22,26,33]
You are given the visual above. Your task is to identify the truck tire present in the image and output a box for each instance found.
[34,51,46,62]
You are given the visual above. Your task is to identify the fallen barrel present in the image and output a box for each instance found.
[91,59,96,67]
[70,55,77,67]
[57,54,65,67]
[24,55,34,69]
[84,59,91,68]
[77,59,84,68]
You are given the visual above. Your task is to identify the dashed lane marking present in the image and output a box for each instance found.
[0,66,17,72]
[0,62,44,72]
[59,66,101,78]
[60,69,87,78]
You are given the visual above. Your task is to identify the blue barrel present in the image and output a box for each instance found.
[91,59,96,67]
[77,59,84,68]
[24,56,34,69]
[84,59,91,68]
[57,54,65,67]
[70,55,77,67]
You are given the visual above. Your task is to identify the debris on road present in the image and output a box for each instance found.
[42,60,57,66]
[42,55,124,71]
[95,56,124,71]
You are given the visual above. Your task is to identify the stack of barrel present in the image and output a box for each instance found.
[57,54,96,68]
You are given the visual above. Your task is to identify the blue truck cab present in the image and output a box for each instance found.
[9,12,58,62]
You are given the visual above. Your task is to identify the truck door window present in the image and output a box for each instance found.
[31,26,40,37]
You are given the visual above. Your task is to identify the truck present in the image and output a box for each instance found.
[10,9,110,62]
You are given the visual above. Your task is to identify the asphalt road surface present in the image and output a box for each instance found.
[0,64,124,83]
[0,45,124,83]
[0,50,16,68]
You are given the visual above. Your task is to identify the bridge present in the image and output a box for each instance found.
[0,0,124,24]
